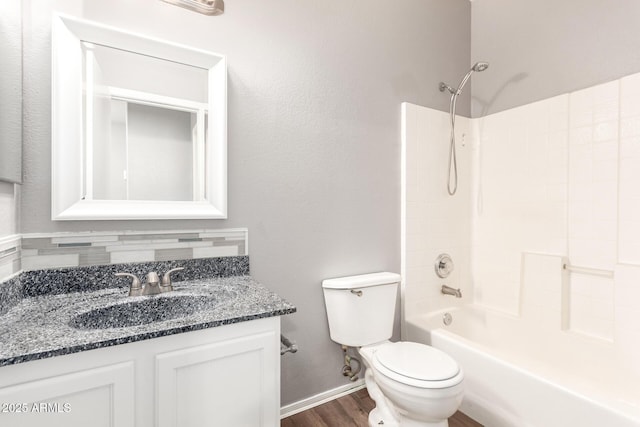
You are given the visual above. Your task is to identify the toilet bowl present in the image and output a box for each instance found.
[360,341,464,427]
[322,272,465,427]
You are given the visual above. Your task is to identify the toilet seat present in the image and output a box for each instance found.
[371,342,463,389]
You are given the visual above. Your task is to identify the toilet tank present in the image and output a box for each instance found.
[322,272,401,347]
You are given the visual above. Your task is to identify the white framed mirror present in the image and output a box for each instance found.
[0,0,23,184]
[51,14,227,220]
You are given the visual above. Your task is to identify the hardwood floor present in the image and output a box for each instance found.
[281,388,482,427]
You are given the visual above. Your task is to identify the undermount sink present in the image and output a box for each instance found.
[69,294,229,330]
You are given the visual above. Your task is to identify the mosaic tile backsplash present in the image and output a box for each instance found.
[0,229,248,282]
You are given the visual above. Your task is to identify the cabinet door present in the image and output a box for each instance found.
[156,329,279,427]
[0,362,135,427]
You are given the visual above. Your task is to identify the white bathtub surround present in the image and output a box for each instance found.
[403,70,640,337]
[471,75,640,339]
[472,95,569,315]
[613,265,640,378]
[619,72,640,264]
[520,253,568,330]
[401,104,471,323]
[402,70,640,426]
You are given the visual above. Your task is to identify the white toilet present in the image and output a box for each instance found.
[322,272,464,427]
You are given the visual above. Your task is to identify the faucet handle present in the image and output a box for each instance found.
[146,272,160,285]
[161,267,184,289]
[115,273,142,296]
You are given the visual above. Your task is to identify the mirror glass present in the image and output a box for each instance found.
[82,42,209,202]
[52,15,227,220]
[0,1,23,184]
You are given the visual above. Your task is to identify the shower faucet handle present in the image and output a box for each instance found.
[435,254,454,278]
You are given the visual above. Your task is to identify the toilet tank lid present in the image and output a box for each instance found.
[322,272,401,290]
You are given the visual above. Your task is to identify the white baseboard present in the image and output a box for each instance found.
[280,379,367,419]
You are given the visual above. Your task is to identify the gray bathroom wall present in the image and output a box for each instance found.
[21,0,471,405]
[471,0,640,117]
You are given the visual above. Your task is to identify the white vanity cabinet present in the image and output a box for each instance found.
[0,317,281,427]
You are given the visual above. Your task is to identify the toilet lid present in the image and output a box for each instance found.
[374,342,460,382]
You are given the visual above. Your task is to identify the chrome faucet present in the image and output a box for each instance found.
[142,272,161,295]
[160,267,184,292]
[441,285,462,298]
[116,267,184,296]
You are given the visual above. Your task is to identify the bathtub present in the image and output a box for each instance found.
[404,306,640,427]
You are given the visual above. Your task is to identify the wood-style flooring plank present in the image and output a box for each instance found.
[282,388,483,427]
[281,405,328,427]
[449,410,483,427]
[313,399,358,426]
[333,389,370,425]
[349,388,376,413]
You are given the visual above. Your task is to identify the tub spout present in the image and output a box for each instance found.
[441,285,462,298]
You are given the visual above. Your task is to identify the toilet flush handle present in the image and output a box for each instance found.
[350,289,363,297]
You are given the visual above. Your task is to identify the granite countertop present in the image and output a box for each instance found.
[0,275,296,367]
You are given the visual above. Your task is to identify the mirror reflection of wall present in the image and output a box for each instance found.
[0,0,23,184]
[83,41,208,202]
[83,42,208,102]
[92,101,197,202]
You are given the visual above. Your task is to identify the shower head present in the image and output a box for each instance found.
[456,61,489,93]
[472,62,489,72]
[439,61,490,95]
